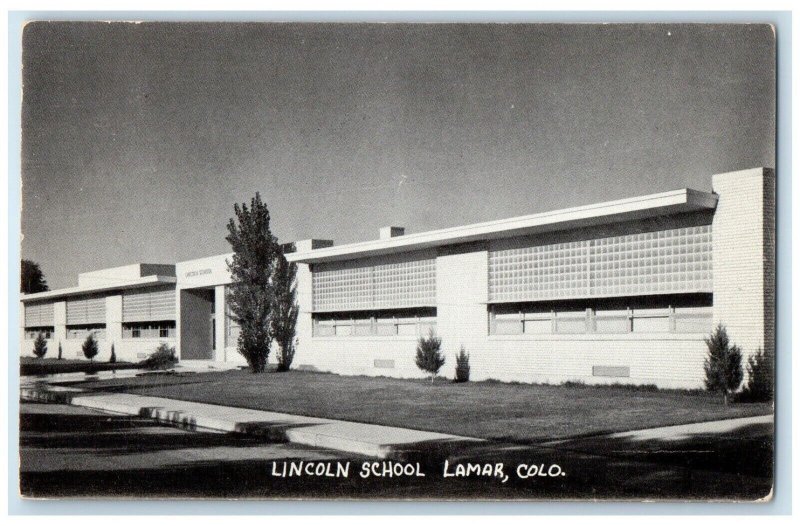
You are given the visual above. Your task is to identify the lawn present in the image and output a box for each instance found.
[72,369,773,442]
[20,357,140,376]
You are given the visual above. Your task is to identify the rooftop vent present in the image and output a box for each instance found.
[379,226,405,240]
[290,239,334,253]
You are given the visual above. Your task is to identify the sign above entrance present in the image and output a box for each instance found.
[176,253,233,289]
[185,268,212,278]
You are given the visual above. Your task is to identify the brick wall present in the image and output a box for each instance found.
[712,167,775,377]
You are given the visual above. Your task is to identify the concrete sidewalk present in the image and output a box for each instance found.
[20,384,482,459]
[541,414,773,447]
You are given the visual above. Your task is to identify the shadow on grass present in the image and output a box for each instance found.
[20,410,273,454]
[548,422,774,479]
[21,360,140,376]
[19,404,773,501]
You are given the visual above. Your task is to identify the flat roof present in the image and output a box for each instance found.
[286,188,718,264]
[21,275,177,303]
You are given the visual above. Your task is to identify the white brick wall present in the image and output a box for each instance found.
[712,168,775,379]
[293,243,710,388]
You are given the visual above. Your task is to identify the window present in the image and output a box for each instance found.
[25,327,54,339]
[489,295,712,335]
[122,321,176,339]
[312,252,436,312]
[631,308,671,333]
[555,311,589,334]
[66,324,106,340]
[312,308,437,337]
[594,309,631,333]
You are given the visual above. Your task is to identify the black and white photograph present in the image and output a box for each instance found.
[16,20,777,502]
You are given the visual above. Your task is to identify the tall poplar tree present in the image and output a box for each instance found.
[225,193,279,373]
[272,249,299,372]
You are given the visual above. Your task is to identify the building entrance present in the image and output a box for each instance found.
[180,288,215,360]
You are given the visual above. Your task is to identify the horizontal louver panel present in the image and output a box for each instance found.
[66,296,106,325]
[24,302,54,327]
[122,287,176,322]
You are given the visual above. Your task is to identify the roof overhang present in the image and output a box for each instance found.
[287,188,718,264]
[20,275,177,303]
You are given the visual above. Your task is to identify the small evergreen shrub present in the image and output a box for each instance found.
[454,345,470,383]
[141,343,178,370]
[109,343,117,364]
[703,324,743,405]
[57,341,63,360]
[32,332,47,359]
[415,329,445,383]
[82,333,99,362]
[738,347,773,402]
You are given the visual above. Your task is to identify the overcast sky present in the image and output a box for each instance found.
[21,22,775,289]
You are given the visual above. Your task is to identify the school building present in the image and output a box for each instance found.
[20,167,775,388]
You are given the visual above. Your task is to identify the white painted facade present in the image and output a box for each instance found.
[20,168,775,389]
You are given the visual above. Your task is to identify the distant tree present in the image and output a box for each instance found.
[741,347,773,402]
[415,330,445,383]
[21,259,49,294]
[703,324,743,405]
[454,345,470,383]
[272,250,299,372]
[109,343,117,364]
[225,193,280,373]
[57,341,63,360]
[82,333,99,362]
[32,332,47,359]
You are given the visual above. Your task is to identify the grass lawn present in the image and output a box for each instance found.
[20,357,140,376]
[73,369,773,442]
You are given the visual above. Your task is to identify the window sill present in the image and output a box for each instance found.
[311,335,420,342]
[121,337,177,341]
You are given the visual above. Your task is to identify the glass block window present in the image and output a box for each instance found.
[488,241,590,302]
[122,286,176,322]
[590,225,713,297]
[313,254,436,312]
[24,302,54,327]
[488,225,712,302]
[373,258,437,309]
[66,296,106,325]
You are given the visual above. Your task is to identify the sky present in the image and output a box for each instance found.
[21,22,775,289]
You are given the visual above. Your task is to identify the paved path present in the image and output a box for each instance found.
[543,414,774,446]
[20,384,481,459]
[605,414,773,441]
